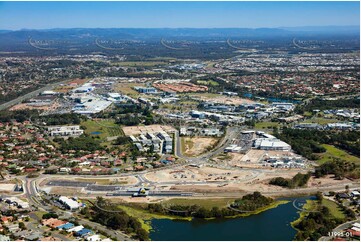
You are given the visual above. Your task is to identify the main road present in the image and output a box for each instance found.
[0,79,70,111]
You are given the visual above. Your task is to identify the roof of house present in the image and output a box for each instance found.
[56,222,74,230]
[75,228,93,236]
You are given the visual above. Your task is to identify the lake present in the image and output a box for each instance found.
[149,197,312,241]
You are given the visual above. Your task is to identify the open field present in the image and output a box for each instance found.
[10,101,60,111]
[81,119,124,139]
[113,82,144,96]
[117,204,191,232]
[74,177,131,185]
[317,144,359,164]
[0,184,15,191]
[322,198,346,219]
[190,93,257,105]
[122,124,176,136]
[306,117,340,124]
[153,82,208,93]
[53,78,89,93]
[144,165,260,184]
[163,197,233,209]
[115,61,167,67]
[181,137,219,157]
[255,121,281,130]
[196,80,219,86]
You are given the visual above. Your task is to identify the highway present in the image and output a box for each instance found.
[0,79,69,111]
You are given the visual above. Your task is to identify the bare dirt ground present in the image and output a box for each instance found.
[0,184,16,192]
[49,187,83,196]
[9,101,60,111]
[40,176,139,187]
[113,82,147,96]
[182,137,218,156]
[198,96,256,105]
[307,175,355,188]
[122,125,176,136]
[145,165,257,184]
[226,150,300,167]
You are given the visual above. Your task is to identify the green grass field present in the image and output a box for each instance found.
[196,80,219,86]
[317,144,359,164]
[81,119,124,139]
[117,205,191,232]
[306,117,340,125]
[114,82,143,96]
[254,121,281,130]
[321,199,346,219]
[163,198,234,209]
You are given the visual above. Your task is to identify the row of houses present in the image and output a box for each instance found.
[294,122,359,130]
[42,218,110,241]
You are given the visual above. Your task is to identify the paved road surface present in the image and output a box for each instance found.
[0,79,69,111]
[77,217,132,241]
[319,219,360,241]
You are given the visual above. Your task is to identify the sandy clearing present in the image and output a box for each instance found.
[144,165,256,183]
[183,137,218,156]
[199,96,257,105]
[0,184,16,191]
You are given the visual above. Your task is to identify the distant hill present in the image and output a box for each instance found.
[0,27,358,56]
[280,25,360,35]
[0,26,358,43]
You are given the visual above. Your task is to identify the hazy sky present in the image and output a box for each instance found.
[0,1,359,30]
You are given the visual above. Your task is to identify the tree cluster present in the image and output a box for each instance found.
[269,172,311,188]
[91,197,149,240]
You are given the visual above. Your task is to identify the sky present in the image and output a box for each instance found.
[0,1,359,30]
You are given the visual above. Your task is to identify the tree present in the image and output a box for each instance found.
[316,192,323,203]
[136,228,149,241]
[18,222,25,230]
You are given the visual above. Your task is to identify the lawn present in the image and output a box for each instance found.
[117,205,191,232]
[113,82,143,96]
[321,199,346,219]
[254,121,281,130]
[196,80,219,86]
[163,198,234,209]
[306,117,340,125]
[81,119,124,140]
[317,144,359,164]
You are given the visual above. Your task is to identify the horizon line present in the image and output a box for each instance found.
[1,25,360,31]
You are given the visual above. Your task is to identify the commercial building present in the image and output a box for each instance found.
[252,132,291,151]
[72,98,112,115]
[253,138,291,151]
[47,125,84,137]
[58,196,81,210]
[4,197,29,209]
[134,86,158,94]
[131,131,173,154]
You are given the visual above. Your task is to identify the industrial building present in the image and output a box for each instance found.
[58,196,81,210]
[253,132,291,151]
[4,197,29,209]
[134,86,158,94]
[72,97,112,115]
